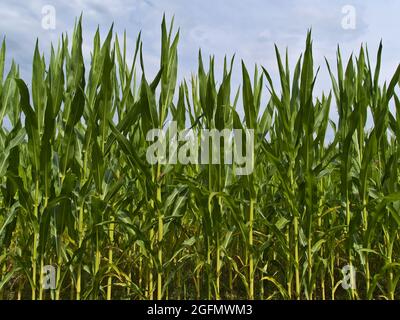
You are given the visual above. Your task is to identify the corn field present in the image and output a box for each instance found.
[1,16,400,300]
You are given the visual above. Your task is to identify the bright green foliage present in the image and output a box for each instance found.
[0,17,400,300]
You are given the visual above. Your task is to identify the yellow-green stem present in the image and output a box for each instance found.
[107,215,115,300]
[157,164,163,300]
[249,198,255,300]
[32,179,40,300]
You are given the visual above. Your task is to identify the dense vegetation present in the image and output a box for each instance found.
[1,16,400,300]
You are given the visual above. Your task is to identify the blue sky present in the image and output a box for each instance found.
[1,0,399,120]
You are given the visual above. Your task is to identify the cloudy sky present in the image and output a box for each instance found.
[0,0,399,113]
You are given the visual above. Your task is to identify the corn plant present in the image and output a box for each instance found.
[0,16,400,300]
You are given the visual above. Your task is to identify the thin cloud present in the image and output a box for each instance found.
[0,0,398,92]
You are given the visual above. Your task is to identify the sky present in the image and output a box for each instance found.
[0,0,399,126]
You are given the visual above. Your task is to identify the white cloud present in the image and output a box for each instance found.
[0,0,399,94]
